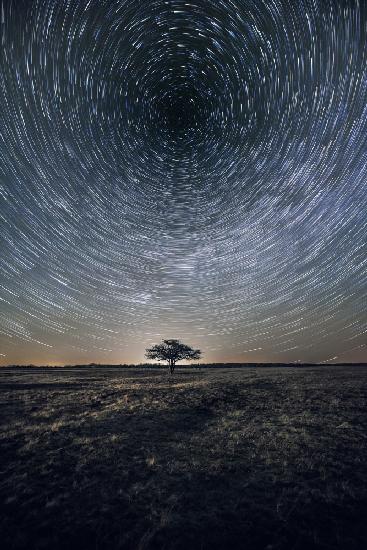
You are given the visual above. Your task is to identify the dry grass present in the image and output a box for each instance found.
[0,366,366,549]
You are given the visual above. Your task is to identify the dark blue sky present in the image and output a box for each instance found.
[0,0,366,365]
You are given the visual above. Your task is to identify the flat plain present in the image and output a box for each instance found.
[0,365,366,549]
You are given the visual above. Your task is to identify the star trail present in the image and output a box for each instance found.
[0,0,366,365]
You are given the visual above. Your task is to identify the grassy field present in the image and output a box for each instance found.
[0,366,366,549]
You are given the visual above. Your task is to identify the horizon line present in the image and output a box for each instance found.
[2,362,367,368]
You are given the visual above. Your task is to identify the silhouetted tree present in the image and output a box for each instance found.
[145,339,201,374]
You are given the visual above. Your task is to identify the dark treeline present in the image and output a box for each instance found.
[2,362,367,369]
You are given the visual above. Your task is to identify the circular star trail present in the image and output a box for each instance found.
[0,0,366,365]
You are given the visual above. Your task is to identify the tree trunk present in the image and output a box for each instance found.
[169,360,175,374]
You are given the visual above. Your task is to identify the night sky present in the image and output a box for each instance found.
[0,0,366,366]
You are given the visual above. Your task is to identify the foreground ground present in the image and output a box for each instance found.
[0,366,366,549]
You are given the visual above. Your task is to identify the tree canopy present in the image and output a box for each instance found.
[145,339,201,373]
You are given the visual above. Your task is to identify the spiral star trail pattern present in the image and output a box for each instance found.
[0,0,366,365]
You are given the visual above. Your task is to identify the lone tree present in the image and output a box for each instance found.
[145,339,201,374]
